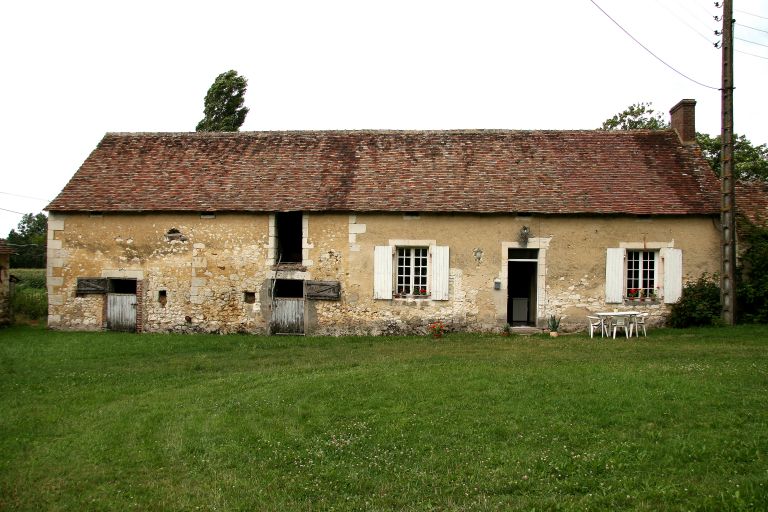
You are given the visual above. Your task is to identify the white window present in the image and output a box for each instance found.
[605,247,682,304]
[397,247,429,296]
[374,245,449,300]
[626,250,657,298]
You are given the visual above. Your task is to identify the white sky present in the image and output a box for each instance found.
[1,0,766,237]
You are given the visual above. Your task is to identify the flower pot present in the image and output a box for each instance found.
[549,331,559,337]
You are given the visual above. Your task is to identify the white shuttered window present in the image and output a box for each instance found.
[373,245,449,300]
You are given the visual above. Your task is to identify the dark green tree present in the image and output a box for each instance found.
[600,102,669,131]
[6,212,47,268]
[195,70,249,132]
[695,132,768,181]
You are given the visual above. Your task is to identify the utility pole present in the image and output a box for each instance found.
[720,0,736,325]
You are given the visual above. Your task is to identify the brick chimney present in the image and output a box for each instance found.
[670,99,697,145]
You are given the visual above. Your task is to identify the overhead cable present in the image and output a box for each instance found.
[588,0,720,90]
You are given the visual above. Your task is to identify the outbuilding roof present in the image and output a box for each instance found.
[736,180,768,227]
[47,130,720,216]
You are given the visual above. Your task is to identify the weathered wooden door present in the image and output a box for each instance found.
[107,293,137,332]
[271,298,304,334]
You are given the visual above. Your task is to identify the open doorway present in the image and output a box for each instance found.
[276,212,303,264]
[507,249,538,326]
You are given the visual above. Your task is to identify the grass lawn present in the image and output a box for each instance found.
[0,325,766,511]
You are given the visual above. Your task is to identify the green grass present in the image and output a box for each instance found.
[1,326,766,511]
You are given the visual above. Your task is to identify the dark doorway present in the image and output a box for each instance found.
[507,249,538,326]
[106,278,137,332]
[276,212,303,263]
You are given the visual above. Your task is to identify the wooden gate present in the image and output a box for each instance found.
[107,293,137,332]
[271,298,304,334]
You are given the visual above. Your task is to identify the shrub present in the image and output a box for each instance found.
[667,274,722,328]
[737,222,768,323]
[11,269,47,289]
[10,287,48,320]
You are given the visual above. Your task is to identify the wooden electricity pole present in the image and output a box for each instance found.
[720,0,736,325]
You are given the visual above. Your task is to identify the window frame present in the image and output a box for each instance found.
[395,246,430,298]
[625,249,659,299]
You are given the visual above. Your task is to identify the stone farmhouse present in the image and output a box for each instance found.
[45,99,721,335]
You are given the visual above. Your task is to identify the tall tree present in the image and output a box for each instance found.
[599,102,669,131]
[6,212,47,268]
[196,70,249,132]
[696,133,768,181]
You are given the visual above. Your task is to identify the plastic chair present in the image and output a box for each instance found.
[587,316,605,338]
[610,315,632,339]
[633,312,649,337]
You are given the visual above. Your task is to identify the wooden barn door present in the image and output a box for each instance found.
[271,298,305,334]
[107,293,137,332]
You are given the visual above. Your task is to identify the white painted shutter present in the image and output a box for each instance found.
[430,245,450,300]
[373,245,393,299]
[605,248,625,303]
[661,248,683,303]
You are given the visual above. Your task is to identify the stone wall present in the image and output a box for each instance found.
[47,211,721,334]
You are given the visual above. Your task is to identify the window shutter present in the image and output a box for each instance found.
[605,248,624,303]
[661,248,683,303]
[305,280,341,300]
[373,245,393,299]
[76,278,108,294]
[430,245,450,300]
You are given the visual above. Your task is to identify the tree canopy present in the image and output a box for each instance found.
[195,70,249,132]
[6,212,47,268]
[600,102,669,131]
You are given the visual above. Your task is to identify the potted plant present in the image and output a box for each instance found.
[429,321,445,339]
[547,315,561,337]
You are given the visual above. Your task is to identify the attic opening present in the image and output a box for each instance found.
[276,212,303,264]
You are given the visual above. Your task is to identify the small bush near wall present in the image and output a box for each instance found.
[667,274,722,328]
[10,269,48,322]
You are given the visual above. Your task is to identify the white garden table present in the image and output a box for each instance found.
[595,311,641,338]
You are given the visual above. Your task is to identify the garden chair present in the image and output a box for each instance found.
[633,312,649,337]
[609,315,632,339]
[587,316,605,338]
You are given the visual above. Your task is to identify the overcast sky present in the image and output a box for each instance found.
[1,0,766,237]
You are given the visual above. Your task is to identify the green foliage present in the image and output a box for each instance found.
[696,132,768,181]
[600,102,669,130]
[6,212,47,268]
[195,70,249,132]
[667,274,722,328]
[1,326,768,509]
[11,268,46,289]
[737,222,768,323]
[10,287,47,320]
[547,314,561,331]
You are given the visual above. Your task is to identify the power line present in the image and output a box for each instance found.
[735,9,768,21]
[736,49,768,60]
[735,36,768,49]
[0,207,27,215]
[588,0,720,90]
[652,0,717,45]
[737,23,768,35]
[0,191,51,202]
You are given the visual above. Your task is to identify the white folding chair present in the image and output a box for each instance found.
[633,313,649,337]
[610,315,632,339]
[587,316,605,338]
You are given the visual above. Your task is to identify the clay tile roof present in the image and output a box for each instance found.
[0,239,12,255]
[737,180,768,227]
[47,130,720,216]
